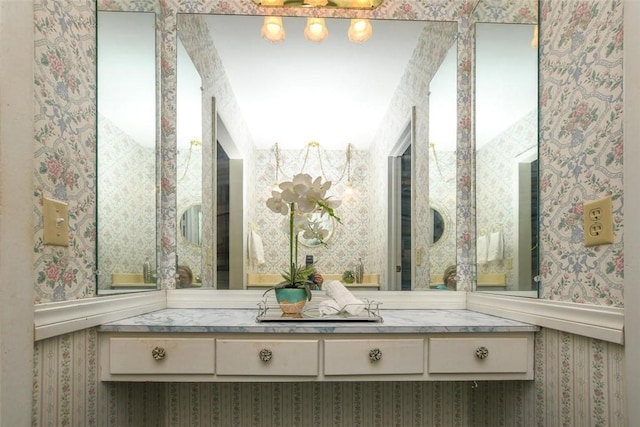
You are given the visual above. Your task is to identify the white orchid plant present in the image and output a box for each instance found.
[266,173,341,300]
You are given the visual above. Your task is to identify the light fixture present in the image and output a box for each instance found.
[272,141,354,191]
[272,142,282,190]
[261,16,286,43]
[347,18,372,43]
[304,17,329,42]
[343,142,355,200]
[258,15,375,44]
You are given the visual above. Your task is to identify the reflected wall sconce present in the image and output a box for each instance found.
[179,139,202,181]
[272,141,355,197]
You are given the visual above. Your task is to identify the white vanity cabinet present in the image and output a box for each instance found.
[99,331,535,382]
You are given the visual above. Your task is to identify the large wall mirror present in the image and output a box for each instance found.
[95,0,538,295]
[97,11,158,294]
[177,14,457,290]
[475,22,539,296]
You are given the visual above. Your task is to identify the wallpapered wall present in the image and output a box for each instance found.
[31,0,627,425]
[97,115,157,290]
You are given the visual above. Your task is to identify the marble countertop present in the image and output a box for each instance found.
[99,309,538,334]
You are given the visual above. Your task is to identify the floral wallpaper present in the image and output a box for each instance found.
[33,0,97,302]
[537,0,624,305]
[30,0,628,426]
[97,115,156,290]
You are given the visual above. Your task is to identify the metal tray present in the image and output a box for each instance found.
[256,295,383,322]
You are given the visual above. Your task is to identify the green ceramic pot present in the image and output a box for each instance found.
[274,287,308,314]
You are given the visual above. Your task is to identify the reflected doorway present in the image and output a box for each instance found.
[400,146,412,290]
[216,141,230,288]
[388,117,413,291]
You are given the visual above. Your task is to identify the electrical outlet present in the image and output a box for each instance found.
[43,197,69,246]
[583,196,613,246]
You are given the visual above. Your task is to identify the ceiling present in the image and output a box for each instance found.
[99,12,537,152]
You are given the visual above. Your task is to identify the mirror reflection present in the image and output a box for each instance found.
[180,204,202,246]
[475,22,539,295]
[297,212,336,248]
[431,208,445,244]
[96,7,539,295]
[97,11,157,294]
[177,14,458,290]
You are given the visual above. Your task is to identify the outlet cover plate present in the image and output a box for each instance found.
[583,196,613,246]
[43,197,69,246]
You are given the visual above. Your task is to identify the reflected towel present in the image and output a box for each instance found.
[487,231,504,262]
[247,229,265,267]
[324,280,364,315]
[477,234,488,265]
[318,299,341,316]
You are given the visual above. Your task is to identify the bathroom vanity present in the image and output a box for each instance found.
[98,308,538,382]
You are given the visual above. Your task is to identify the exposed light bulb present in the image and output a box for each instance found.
[261,16,286,43]
[348,18,372,43]
[304,18,328,42]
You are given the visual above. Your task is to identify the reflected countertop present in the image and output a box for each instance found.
[98,309,538,334]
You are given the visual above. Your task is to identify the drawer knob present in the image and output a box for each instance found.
[475,346,489,360]
[259,348,273,362]
[369,348,383,362]
[151,346,166,361]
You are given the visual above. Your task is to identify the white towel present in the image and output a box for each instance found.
[318,299,341,316]
[477,234,488,265]
[487,231,504,262]
[324,280,364,315]
[247,229,265,267]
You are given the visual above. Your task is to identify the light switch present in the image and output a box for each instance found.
[43,197,69,246]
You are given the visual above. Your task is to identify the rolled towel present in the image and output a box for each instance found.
[324,280,364,315]
[318,299,341,316]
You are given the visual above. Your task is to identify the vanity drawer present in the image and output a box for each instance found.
[428,335,531,374]
[109,337,215,375]
[324,339,424,375]
[216,339,319,376]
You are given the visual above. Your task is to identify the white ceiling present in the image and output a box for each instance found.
[99,12,537,153]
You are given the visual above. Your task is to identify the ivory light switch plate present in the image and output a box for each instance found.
[583,196,613,246]
[43,197,69,246]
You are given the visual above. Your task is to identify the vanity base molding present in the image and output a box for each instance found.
[99,332,534,382]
